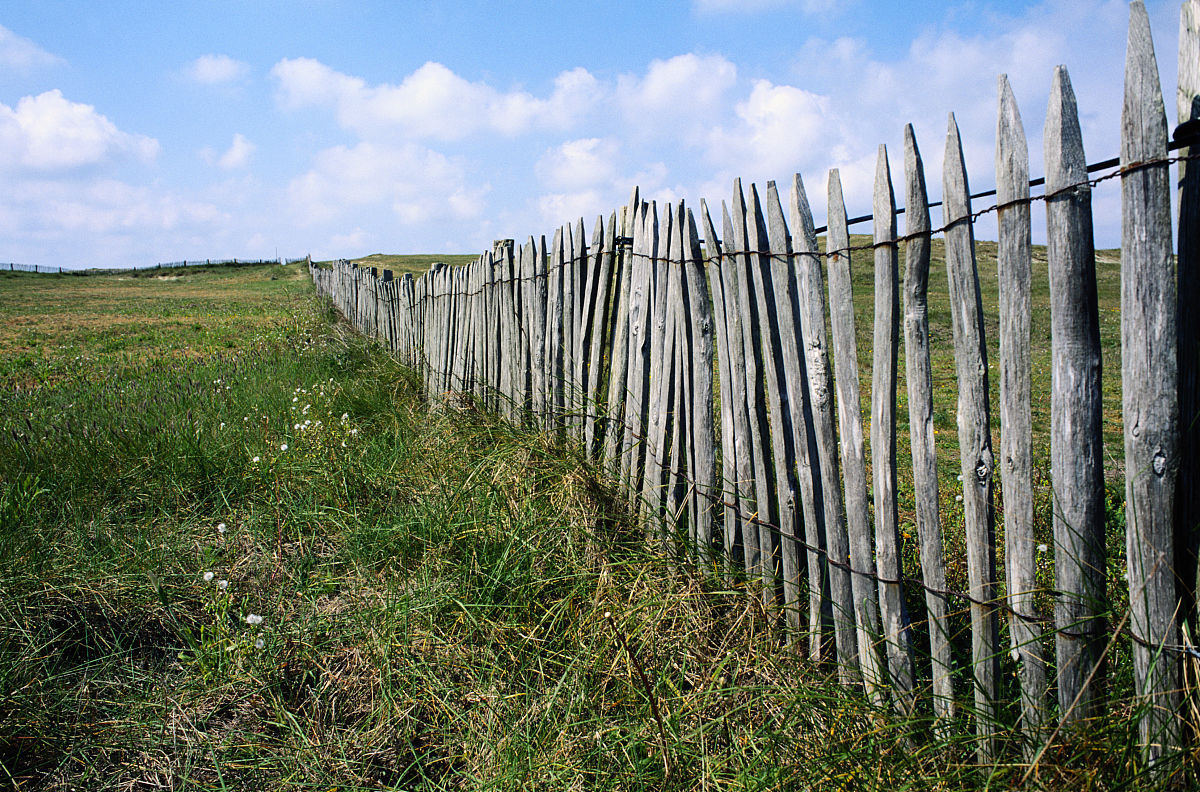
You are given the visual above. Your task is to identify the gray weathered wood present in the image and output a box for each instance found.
[547,228,566,435]
[791,172,858,684]
[701,200,744,578]
[870,145,916,709]
[621,202,655,505]
[721,200,760,581]
[942,113,1000,758]
[642,204,675,536]
[1177,0,1200,641]
[1122,0,1183,764]
[826,169,883,697]
[1045,64,1107,723]
[996,74,1047,736]
[602,221,632,479]
[730,181,778,601]
[681,206,718,563]
[747,182,795,610]
[584,215,616,456]
[766,181,825,647]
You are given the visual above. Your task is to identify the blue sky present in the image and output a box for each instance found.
[0,0,1184,268]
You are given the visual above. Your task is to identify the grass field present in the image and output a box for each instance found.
[0,257,1189,790]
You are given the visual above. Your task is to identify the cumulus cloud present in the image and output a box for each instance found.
[616,54,737,140]
[535,138,618,192]
[271,58,601,140]
[0,90,159,171]
[217,133,255,169]
[0,24,63,71]
[186,54,250,85]
[287,141,487,225]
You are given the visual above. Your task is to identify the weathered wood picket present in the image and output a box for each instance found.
[309,1,1197,770]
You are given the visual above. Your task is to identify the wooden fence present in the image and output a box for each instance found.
[311,1,1197,769]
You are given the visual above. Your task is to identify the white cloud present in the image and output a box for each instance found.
[0,177,222,238]
[271,58,601,140]
[535,138,618,191]
[287,141,487,225]
[0,90,159,171]
[617,54,737,139]
[0,24,63,71]
[217,133,255,169]
[186,54,250,85]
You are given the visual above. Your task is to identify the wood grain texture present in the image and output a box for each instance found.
[746,182,793,609]
[942,113,999,758]
[1122,0,1183,764]
[702,200,745,578]
[722,200,760,582]
[1045,65,1107,722]
[681,206,718,562]
[826,169,883,696]
[791,172,858,684]
[870,145,916,709]
[766,181,826,647]
[1176,0,1200,635]
[730,181,779,601]
[996,75,1047,736]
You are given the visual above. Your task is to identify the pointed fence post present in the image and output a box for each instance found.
[902,126,955,727]
[1177,0,1200,642]
[826,169,884,696]
[996,74,1047,736]
[871,144,916,710]
[792,173,858,684]
[1045,64,1107,724]
[1122,0,1183,766]
[943,113,1000,759]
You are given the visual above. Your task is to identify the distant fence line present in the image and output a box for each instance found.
[2,257,308,275]
[310,2,1197,773]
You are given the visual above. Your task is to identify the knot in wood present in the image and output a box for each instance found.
[1152,448,1167,476]
[975,457,990,484]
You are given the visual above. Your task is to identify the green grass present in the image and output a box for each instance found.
[0,259,1193,790]
[346,253,480,279]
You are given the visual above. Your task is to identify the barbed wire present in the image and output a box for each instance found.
[313,147,1200,311]
[310,145,1199,658]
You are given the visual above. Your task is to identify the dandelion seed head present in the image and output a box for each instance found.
[255,637,265,649]
[245,613,263,625]
[1038,543,1048,553]
[217,522,227,533]
[218,579,229,589]
[203,571,215,582]
[280,443,288,451]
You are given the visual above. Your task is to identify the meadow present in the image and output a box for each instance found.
[0,256,1186,790]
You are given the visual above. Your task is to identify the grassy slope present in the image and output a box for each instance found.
[0,259,1188,790]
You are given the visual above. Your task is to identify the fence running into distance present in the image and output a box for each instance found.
[311,2,1198,770]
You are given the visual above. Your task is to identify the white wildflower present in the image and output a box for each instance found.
[217,522,227,534]
[292,396,298,403]
[252,456,260,463]
[219,422,225,430]
[245,614,263,625]
[1037,543,1048,553]
[280,443,288,451]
